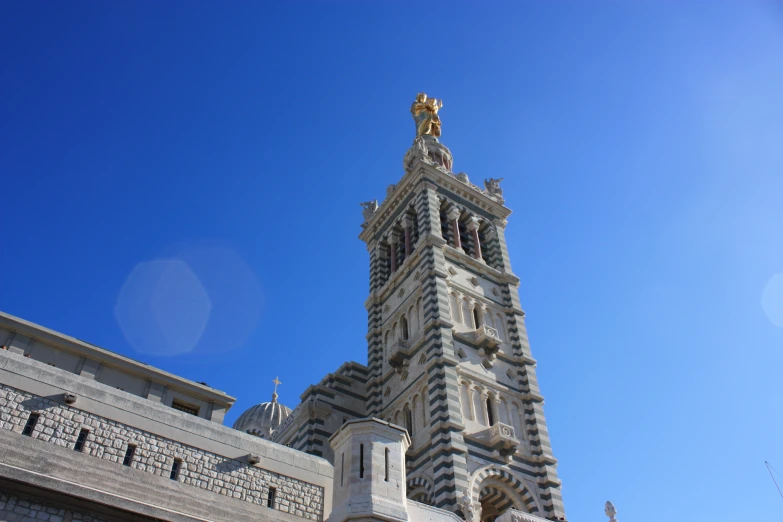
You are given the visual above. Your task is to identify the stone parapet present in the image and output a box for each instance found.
[0,350,333,520]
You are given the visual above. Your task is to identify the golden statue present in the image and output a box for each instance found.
[411,93,443,137]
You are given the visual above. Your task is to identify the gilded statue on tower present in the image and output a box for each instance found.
[411,93,443,137]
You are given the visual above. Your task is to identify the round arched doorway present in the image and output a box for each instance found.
[478,479,524,522]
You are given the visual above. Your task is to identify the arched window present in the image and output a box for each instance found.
[486,398,495,426]
[472,307,481,328]
[401,316,409,340]
[404,405,413,435]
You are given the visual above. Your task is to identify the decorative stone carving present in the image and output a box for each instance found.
[403,135,453,172]
[460,491,478,522]
[484,177,504,202]
[361,200,379,225]
[456,172,470,184]
[386,184,397,198]
[605,501,618,522]
[403,136,430,171]
[487,422,519,460]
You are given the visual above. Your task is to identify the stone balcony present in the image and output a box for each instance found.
[388,339,413,370]
[453,324,502,367]
[495,509,553,522]
[465,422,519,461]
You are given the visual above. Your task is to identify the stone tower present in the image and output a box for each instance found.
[357,94,566,521]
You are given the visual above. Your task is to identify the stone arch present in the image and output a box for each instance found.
[470,466,540,516]
[406,475,434,505]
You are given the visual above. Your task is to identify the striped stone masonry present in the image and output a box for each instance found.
[357,159,567,521]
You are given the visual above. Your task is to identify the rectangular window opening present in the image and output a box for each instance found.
[123,444,137,466]
[267,487,276,508]
[74,428,89,452]
[22,413,40,436]
[170,458,182,480]
[384,447,389,482]
[171,400,199,416]
[340,453,344,487]
[359,443,365,478]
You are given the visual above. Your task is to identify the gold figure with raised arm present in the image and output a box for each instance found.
[411,93,443,137]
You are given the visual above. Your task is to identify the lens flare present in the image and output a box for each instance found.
[761,273,783,328]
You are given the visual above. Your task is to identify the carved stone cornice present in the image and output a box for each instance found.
[359,161,511,243]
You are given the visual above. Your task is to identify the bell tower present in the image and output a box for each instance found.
[358,94,566,521]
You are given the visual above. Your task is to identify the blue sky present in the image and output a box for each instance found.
[2,1,783,520]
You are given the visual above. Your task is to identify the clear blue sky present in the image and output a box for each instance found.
[2,2,782,520]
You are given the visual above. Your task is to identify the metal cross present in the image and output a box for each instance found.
[273,376,281,395]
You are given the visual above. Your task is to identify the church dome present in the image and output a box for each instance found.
[233,392,292,439]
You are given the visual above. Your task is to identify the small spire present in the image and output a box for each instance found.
[272,376,282,403]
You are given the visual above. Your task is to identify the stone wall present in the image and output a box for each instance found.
[0,491,108,522]
[0,384,324,520]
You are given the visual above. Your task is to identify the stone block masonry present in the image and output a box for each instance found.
[0,384,324,520]
[0,492,108,522]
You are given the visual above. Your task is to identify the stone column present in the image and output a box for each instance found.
[468,386,477,422]
[448,208,462,250]
[467,217,482,260]
[480,391,490,426]
[388,235,398,273]
[401,217,412,257]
